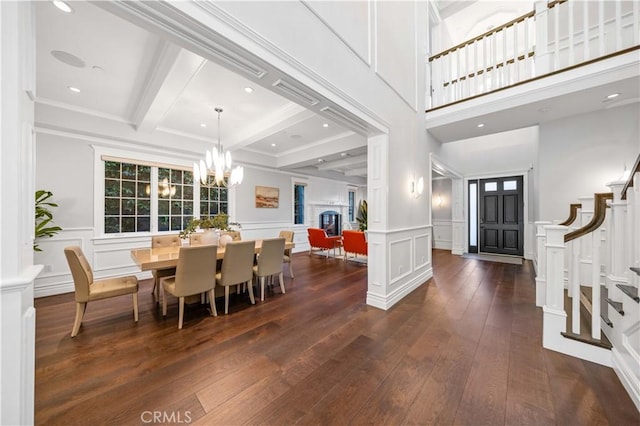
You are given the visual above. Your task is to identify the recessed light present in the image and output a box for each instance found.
[244,87,254,93]
[271,143,276,147]
[477,123,485,128]
[340,153,347,157]
[606,93,620,99]
[317,158,324,162]
[200,123,207,128]
[52,0,73,13]
[323,123,329,128]
[538,107,552,113]
[67,86,80,93]
[92,65,104,72]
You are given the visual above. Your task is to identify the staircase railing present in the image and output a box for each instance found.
[536,155,640,410]
[428,0,640,109]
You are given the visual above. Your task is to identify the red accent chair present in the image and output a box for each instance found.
[342,230,367,262]
[307,228,342,258]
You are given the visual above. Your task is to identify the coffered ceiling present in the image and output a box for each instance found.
[35,0,368,184]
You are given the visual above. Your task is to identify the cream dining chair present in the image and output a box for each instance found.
[216,240,256,314]
[150,235,181,302]
[64,246,139,337]
[161,245,218,329]
[253,237,286,301]
[278,230,295,278]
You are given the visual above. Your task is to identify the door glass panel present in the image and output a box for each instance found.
[470,183,477,246]
[484,182,497,192]
[503,180,517,190]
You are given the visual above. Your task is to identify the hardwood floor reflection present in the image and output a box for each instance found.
[35,250,639,425]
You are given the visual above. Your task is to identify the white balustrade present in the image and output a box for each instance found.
[428,0,640,109]
[535,221,552,307]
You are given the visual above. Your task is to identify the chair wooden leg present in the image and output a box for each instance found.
[71,302,86,337]
[162,289,168,317]
[289,261,294,278]
[260,276,266,301]
[247,280,255,305]
[279,272,285,294]
[225,286,230,314]
[132,293,139,322]
[209,289,217,317]
[178,297,185,329]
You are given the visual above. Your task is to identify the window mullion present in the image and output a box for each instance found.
[150,167,159,233]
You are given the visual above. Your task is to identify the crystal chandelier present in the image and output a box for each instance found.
[194,107,244,187]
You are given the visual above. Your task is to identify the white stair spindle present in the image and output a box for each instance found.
[571,238,581,334]
[591,226,602,340]
[634,0,639,46]
[554,3,560,70]
[615,0,622,51]
[514,21,520,83]
[535,221,552,307]
[583,0,589,61]
[598,1,605,56]
[569,0,574,66]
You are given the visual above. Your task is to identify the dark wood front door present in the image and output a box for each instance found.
[479,176,523,256]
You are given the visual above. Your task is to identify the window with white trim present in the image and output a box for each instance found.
[104,160,151,233]
[348,189,356,222]
[103,158,228,234]
[200,175,228,217]
[294,183,306,225]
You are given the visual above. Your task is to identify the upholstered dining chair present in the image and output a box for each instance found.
[221,230,242,241]
[278,230,295,278]
[253,238,286,301]
[150,235,181,302]
[161,245,218,329]
[64,246,139,337]
[216,240,256,314]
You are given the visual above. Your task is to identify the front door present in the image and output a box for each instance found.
[479,176,523,256]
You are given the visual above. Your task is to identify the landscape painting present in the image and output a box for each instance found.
[255,186,279,208]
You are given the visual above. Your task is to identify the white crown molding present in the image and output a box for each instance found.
[35,97,131,124]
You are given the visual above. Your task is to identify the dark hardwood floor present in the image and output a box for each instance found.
[35,249,639,425]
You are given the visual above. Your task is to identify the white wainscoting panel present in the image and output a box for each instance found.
[414,233,431,270]
[432,220,452,250]
[389,237,412,286]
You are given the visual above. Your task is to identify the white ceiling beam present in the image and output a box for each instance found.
[277,132,366,169]
[316,154,367,171]
[131,41,206,133]
[227,103,315,149]
[344,168,368,177]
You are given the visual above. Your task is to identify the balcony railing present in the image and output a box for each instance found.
[428,0,640,110]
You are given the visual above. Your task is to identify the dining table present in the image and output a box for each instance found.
[130,240,295,271]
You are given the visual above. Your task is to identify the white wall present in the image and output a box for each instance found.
[538,103,640,221]
[438,126,538,176]
[432,178,452,221]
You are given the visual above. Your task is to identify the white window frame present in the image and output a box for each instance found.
[291,177,308,226]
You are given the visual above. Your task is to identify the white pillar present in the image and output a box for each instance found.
[608,181,628,279]
[543,225,568,350]
[535,220,552,306]
[1,2,39,424]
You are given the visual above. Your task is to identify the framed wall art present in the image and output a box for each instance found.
[255,186,279,208]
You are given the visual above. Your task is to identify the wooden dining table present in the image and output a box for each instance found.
[130,240,295,271]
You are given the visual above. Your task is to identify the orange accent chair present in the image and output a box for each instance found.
[307,228,342,258]
[342,230,367,262]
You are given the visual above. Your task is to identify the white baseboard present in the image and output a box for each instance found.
[366,267,433,310]
[612,347,640,412]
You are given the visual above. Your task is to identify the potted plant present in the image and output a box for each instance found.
[179,213,240,239]
[34,190,62,251]
[356,200,367,231]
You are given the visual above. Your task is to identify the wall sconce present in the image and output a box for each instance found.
[410,176,424,199]
[436,194,443,207]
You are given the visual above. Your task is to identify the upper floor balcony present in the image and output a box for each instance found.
[426,0,640,142]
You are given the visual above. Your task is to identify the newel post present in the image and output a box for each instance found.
[535,221,552,307]
[534,1,551,76]
[543,225,568,350]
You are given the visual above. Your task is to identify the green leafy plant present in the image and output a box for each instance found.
[356,199,368,231]
[179,213,241,238]
[35,190,62,251]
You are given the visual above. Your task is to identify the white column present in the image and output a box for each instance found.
[543,225,569,349]
[1,2,39,424]
[534,1,551,76]
[535,220,552,307]
[607,181,628,279]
